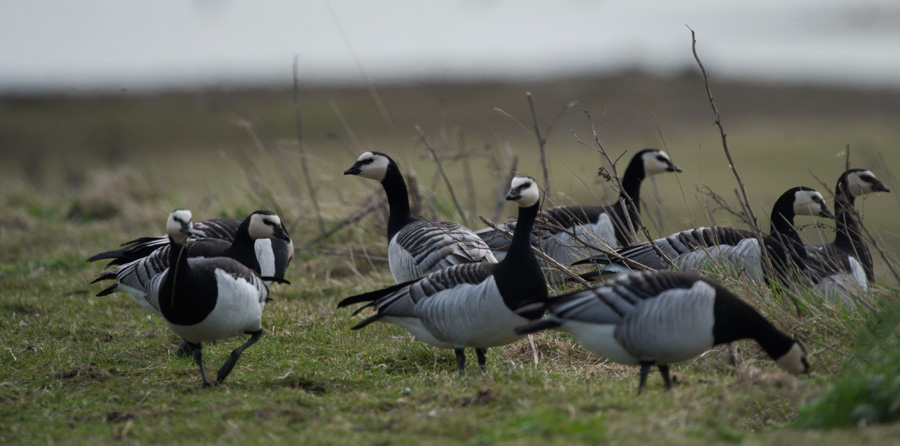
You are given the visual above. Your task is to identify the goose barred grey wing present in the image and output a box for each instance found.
[94,239,233,312]
[390,220,496,282]
[339,262,494,328]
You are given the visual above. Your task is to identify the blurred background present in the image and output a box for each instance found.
[2,0,899,283]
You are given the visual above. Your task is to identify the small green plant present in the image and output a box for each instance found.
[795,300,900,429]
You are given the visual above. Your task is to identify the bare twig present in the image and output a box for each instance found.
[845,144,851,171]
[457,129,477,217]
[580,109,674,267]
[293,56,326,233]
[492,142,518,222]
[479,216,592,287]
[301,192,384,248]
[298,248,389,263]
[406,163,423,216]
[323,1,395,137]
[415,126,469,227]
[688,26,772,274]
[526,92,551,195]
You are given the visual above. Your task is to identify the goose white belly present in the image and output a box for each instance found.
[415,279,528,348]
[381,315,454,348]
[812,256,868,306]
[117,282,161,315]
[165,269,264,343]
[559,322,637,364]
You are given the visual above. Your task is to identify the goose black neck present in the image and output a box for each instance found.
[713,291,796,360]
[619,159,646,216]
[831,187,861,249]
[224,217,259,271]
[381,164,416,241]
[159,235,191,315]
[832,188,872,279]
[494,202,547,317]
[770,210,808,264]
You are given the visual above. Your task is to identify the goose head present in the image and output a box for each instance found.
[166,209,194,245]
[775,342,810,376]
[840,169,890,199]
[247,210,292,242]
[790,187,836,219]
[506,176,541,208]
[344,151,393,181]
[637,149,682,177]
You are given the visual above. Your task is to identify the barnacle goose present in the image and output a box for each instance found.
[807,169,890,283]
[151,209,271,387]
[337,176,548,374]
[475,149,681,266]
[344,151,497,283]
[88,210,294,281]
[515,271,809,394]
[576,187,835,284]
[91,211,291,315]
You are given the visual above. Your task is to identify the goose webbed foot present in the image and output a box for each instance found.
[216,330,263,383]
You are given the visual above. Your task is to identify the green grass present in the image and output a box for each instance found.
[2,77,900,444]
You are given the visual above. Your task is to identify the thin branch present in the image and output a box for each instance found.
[298,248,389,263]
[456,129,478,216]
[415,126,469,228]
[580,109,674,267]
[526,91,550,195]
[293,56,326,234]
[302,192,384,248]
[478,216,592,288]
[492,142,518,222]
[688,26,773,275]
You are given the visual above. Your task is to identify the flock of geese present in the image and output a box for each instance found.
[88,150,890,393]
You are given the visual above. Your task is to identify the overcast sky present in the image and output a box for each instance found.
[2,0,899,92]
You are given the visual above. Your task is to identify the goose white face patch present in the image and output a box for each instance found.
[248,213,282,240]
[167,209,193,244]
[355,151,391,181]
[793,190,828,216]
[775,343,809,375]
[509,176,540,208]
[642,150,674,176]
[847,170,878,197]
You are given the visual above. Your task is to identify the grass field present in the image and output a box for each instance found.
[1,74,900,444]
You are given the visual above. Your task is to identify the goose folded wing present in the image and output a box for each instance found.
[338,262,494,322]
[397,220,495,267]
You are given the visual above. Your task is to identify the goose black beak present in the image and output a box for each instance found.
[669,163,683,173]
[874,181,891,193]
[180,224,195,237]
[343,163,362,175]
[505,191,521,201]
[273,225,292,242]
[818,207,836,220]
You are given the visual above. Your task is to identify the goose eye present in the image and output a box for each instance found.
[656,155,666,162]
[860,175,874,182]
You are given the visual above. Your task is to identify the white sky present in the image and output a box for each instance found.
[2,0,899,92]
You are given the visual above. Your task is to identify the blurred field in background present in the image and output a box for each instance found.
[3,73,898,284]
